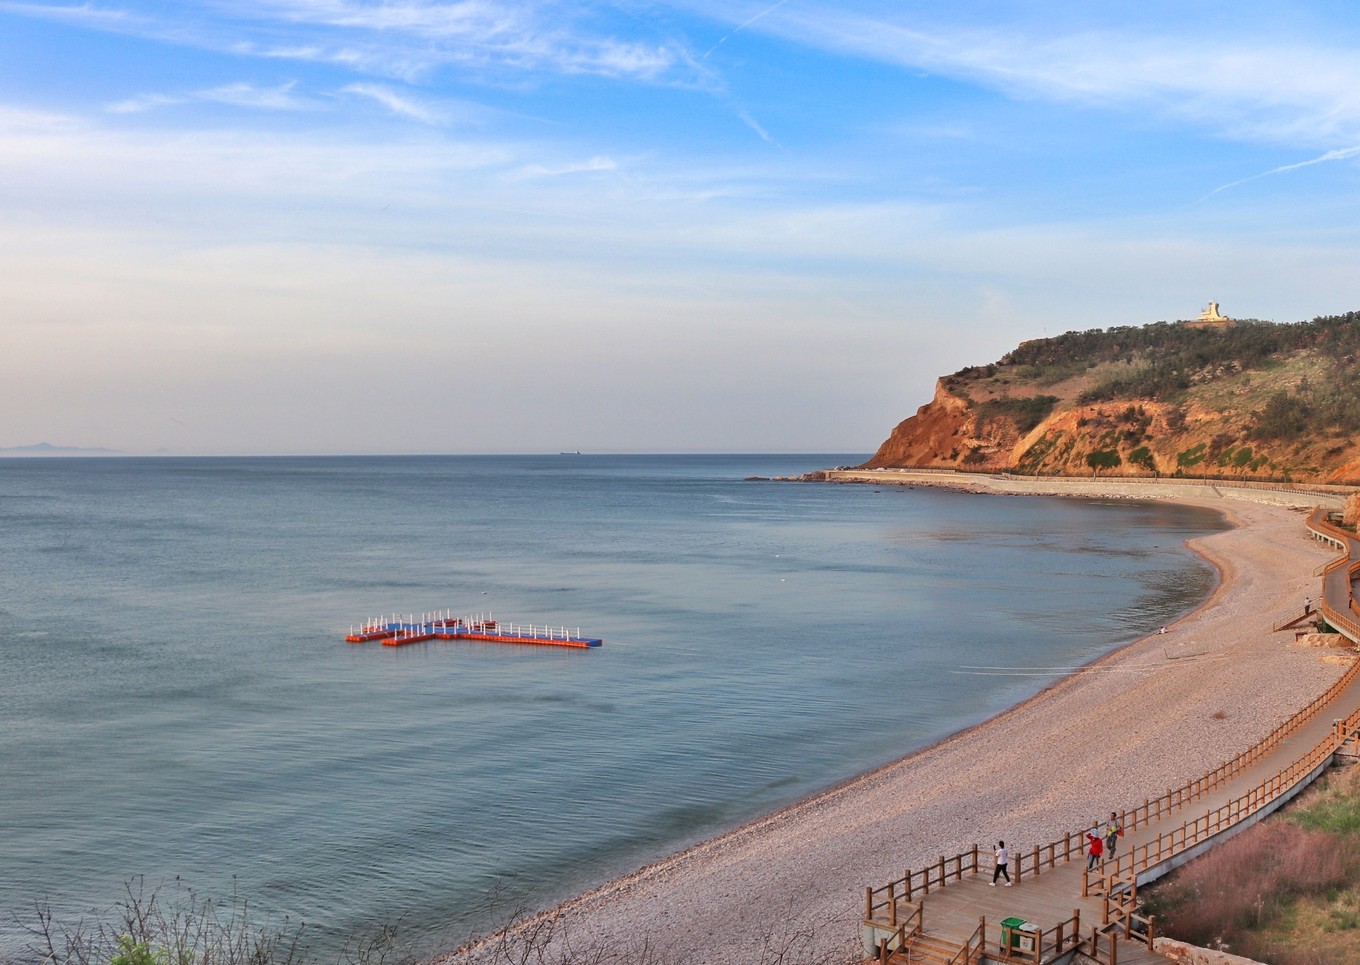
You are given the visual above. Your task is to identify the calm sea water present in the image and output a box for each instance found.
[0,455,1226,956]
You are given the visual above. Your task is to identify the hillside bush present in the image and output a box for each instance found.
[988,311,1360,443]
[1086,449,1121,472]
[977,395,1060,434]
[1143,821,1360,959]
[1128,447,1156,471]
[1145,766,1360,964]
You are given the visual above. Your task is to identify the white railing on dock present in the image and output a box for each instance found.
[482,621,581,640]
[358,610,588,642]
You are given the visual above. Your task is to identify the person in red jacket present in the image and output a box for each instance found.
[1086,822,1104,870]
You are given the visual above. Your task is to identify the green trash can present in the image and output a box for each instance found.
[1000,917,1026,952]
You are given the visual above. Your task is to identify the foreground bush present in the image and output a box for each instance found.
[10,880,407,965]
[9,881,855,965]
[1144,767,1360,964]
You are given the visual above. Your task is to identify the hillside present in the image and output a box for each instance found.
[864,311,1360,484]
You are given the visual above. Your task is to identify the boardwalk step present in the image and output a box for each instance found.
[898,933,966,965]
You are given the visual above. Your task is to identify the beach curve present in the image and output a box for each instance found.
[439,478,1348,965]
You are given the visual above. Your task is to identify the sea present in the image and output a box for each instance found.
[0,454,1227,958]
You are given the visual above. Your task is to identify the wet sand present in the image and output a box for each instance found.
[442,479,1348,965]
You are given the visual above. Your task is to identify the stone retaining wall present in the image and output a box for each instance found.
[1153,937,1264,965]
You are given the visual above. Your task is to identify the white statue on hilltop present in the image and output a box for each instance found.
[1197,301,1227,322]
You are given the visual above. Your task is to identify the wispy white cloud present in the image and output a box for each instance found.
[700,0,794,62]
[0,104,86,133]
[737,110,775,145]
[0,0,139,28]
[106,92,185,114]
[508,155,618,180]
[200,80,309,110]
[4,0,696,84]
[695,3,1360,148]
[1201,144,1360,201]
[105,82,314,114]
[341,82,442,123]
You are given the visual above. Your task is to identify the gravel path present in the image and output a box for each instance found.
[440,483,1348,965]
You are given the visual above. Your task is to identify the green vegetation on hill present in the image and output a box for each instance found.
[990,311,1360,437]
[874,309,1360,482]
[977,394,1060,434]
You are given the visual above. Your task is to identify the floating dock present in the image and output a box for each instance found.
[345,611,602,649]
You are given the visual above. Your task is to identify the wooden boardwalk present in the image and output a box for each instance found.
[861,510,1360,965]
[1311,507,1360,642]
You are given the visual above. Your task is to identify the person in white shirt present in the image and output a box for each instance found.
[991,840,1011,886]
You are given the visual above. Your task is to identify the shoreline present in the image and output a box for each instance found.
[442,478,1349,965]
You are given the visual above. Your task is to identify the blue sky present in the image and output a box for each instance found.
[3,1,1360,454]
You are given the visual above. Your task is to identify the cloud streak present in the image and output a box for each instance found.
[5,0,696,84]
[5,2,1360,453]
[106,82,315,114]
[702,3,1360,147]
[1201,144,1360,201]
[342,83,443,123]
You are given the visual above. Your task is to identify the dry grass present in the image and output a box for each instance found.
[1144,765,1360,964]
[7,879,411,965]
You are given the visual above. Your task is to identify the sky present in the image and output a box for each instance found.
[3,1,1360,455]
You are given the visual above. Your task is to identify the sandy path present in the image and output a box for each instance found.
[442,483,1348,965]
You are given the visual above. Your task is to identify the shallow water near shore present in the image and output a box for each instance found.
[0,455,1227,957]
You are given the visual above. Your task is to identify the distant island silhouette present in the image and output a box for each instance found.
[0,442,122,456]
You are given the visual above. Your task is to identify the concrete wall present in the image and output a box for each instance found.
[819,470,1347,510]
[1153,937,1265,965]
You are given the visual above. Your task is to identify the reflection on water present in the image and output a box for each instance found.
[0,455,1225,954]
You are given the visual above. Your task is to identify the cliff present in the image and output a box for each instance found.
[863,312,1360,484]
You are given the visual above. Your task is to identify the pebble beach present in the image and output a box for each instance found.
[442,478,1350,965]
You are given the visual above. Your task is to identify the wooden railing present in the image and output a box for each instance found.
[1127,909,1157,946]
[948,919,984,965]
[865,652,1360,932]
[1115,649,1360,834]
[1096,875,1138,925]
[1095,707,1354,890]
[869,905,923,964]
[863,882,924,937]
[1085,926,1121,965]
[863,507,1360,962]
[1042,912,1086,962]
[864,646,1360,962]
[1006,912,1083,964]
[1305,508,1360,641]
[1349,559,1360,623]
[865,847,979,910]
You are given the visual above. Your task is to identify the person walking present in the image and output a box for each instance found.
[1104,811,1123,861]
[991,840,1011,886]
[1086,822,1103,870]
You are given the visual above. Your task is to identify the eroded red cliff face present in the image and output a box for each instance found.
[860,318,1360,482]
[860,385,1349,480]
[862,380,1022,471]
